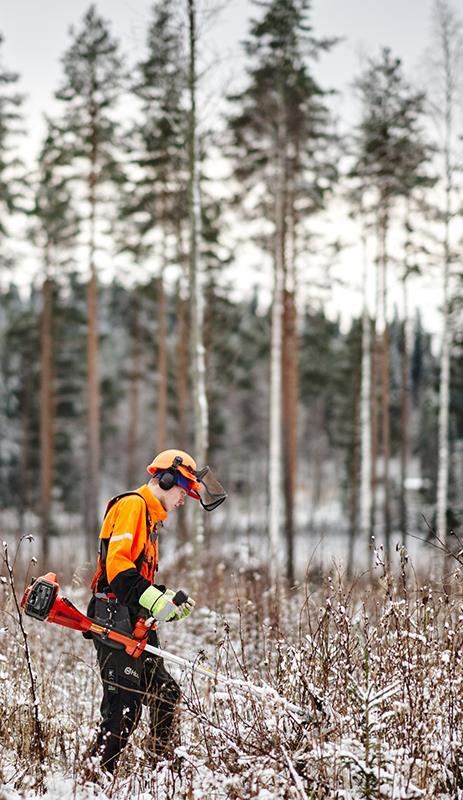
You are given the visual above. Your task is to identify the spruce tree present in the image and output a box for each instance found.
[228,0,337,583]
[55,5,124,549]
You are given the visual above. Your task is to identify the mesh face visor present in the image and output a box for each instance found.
[194,467,227,511]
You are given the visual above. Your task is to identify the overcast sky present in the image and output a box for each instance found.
[0,0,446,332]
[1,0,436,156]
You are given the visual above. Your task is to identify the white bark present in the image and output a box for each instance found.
[192,169,208,462]
[437,250,451,542]
[269,253,284,590]
[187,0,208,556]
[433,0,461,550]
[359,227,372,547]
[268,105,285,591]
[400,276,410,537]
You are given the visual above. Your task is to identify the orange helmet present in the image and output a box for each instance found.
[147,449,201,495]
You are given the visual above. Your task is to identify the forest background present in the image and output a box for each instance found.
[1,0,462,584]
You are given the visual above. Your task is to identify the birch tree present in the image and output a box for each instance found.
[426,0,463,558]
[187,0,209,557]
[360,223,373,558]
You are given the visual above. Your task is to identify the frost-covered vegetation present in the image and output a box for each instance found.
[1,543,463,799]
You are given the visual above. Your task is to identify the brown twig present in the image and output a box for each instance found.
[3,538,45,791]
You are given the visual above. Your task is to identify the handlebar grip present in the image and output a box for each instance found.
[173,590,189,606]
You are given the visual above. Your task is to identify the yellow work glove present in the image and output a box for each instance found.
[139,586,195,622]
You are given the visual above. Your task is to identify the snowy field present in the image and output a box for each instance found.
[1,535,463,799]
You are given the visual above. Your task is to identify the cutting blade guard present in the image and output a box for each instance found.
[21,572,59,621]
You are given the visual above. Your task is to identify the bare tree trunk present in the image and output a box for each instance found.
[347,365,361,577]
[437,206,451,557]
[40,273,54,561]
[176,222,190,547]
[176,283,189,452]
[19,348,33,533]
[187,0,208,563]
[176,221,189,453]
[269,257,284,591]
[370,324,379,567]
[127,292,141,486]
[378,201,391,560]
[359,228,373,561]
[86,265,100,553]
[176,280,189,548]
[399,274,411,547]
[369,223,382,566]
[157,273,168,453]
[381,322,391,556]
[436,1,454,565]
[282,288,297,584]
[269,93,285,593]
[84,109,101,555]
[282,168,299,584]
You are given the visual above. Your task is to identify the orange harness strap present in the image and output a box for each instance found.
[90,492,153,591]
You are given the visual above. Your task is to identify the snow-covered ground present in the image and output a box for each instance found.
[1,537,463,799]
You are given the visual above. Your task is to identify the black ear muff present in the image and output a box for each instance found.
[158,469,177,490]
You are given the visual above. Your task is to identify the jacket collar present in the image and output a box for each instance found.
[136,484,167,524]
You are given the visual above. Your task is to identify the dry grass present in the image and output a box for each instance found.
[1,539,463,798]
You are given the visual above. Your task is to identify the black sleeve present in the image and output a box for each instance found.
[110,568,150,607]
[110,568,165,609]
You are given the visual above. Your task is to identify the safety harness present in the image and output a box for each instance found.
[90,492,159,595]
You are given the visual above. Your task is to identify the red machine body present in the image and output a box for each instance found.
[21,573,149,657]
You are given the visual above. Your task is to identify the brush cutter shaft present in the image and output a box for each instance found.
[140,640,305,717]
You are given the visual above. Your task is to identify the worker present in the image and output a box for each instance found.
[85,449,227,774]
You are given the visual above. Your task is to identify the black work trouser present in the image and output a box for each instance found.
[90,636,181,774]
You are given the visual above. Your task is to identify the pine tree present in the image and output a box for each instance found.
[351,48,431,558]
[119,0,189,460]
[29,119,79,559]
[55,5,124,549]
[228,0,337,583]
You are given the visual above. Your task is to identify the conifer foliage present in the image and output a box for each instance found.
[228,0,337,582]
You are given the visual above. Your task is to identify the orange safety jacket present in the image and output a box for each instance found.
[90,484,167,611]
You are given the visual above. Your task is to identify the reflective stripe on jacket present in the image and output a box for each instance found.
[90,484,167,611]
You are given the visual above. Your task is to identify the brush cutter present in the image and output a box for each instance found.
[21,573,309,719]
